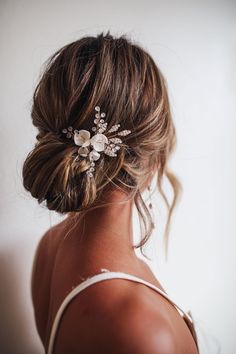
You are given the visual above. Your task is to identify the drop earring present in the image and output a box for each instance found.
[147,183,155,230]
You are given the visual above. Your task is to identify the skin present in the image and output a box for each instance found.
[31,180,199,354]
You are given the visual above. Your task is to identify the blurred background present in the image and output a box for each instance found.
[0,0,235,353]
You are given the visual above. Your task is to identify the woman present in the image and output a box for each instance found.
[23,31,199,354]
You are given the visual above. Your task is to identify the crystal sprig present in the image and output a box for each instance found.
[117,129,132,136]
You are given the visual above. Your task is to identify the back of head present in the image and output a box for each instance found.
[22,31,181,255]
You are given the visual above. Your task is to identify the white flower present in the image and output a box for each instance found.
[74,130,91,147]
[90,133,108,152]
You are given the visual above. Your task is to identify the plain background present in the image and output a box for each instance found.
[0,0,235,353]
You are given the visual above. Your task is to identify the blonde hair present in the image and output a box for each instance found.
[22,31,182,259]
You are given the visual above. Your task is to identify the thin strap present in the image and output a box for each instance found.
[47,271,194,354]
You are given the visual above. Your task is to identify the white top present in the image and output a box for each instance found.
[47,270,200,354]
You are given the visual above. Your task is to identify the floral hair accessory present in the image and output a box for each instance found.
[61,106,132,178]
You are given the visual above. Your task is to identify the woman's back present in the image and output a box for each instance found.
[31,219,199,354]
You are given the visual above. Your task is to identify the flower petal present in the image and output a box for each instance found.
[82,139,91,147]
[89,149,100,161]
[79,129,91,140]
[90,133,108,152]
[78,146,89,157]
[74,129,91,146]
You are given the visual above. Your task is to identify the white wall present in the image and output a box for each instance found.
[0,0,235,353]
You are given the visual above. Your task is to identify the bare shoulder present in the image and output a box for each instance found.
[31,218,67,269]
[31,219,67,304]
[31,218,71,343]
[107,291,177,354]
[53,279,178,354]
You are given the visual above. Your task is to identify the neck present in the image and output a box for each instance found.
[66,189,140,265]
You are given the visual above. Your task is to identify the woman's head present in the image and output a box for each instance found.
[22,31,181,256]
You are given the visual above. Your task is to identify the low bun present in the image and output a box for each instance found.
[22,133,97,213]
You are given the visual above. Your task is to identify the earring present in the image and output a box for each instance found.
[147,183,155,230]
